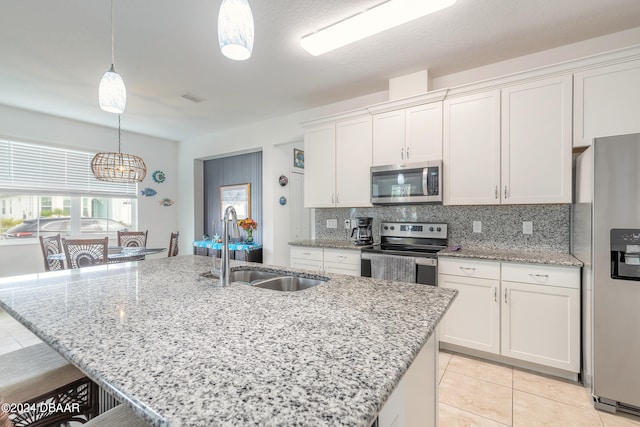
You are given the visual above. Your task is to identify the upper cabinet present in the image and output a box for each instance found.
[304,112,372,208]
[372,102,443,166]
[501,76,572,204]
[573,59,640,147]
[444,75,572,205]
[443,91,501,205]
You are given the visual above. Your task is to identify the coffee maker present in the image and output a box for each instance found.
[351,217,374,246]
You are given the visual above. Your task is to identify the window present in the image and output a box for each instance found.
[0,139,138,242]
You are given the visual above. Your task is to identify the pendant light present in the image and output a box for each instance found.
[91,115,146,183]
[218,0,254,60]
[99,0,127,113]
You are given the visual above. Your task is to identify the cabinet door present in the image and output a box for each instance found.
[438,274,500,354]
[501,281,580,372]
[443,91,501,205]
[406,102,443,163]
[574,59,640,147]
[304,123,336,208]
[373,110,405,166]
[335,115,373,207]
[501,76,572,204]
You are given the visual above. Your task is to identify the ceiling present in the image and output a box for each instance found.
[1,0,639,142]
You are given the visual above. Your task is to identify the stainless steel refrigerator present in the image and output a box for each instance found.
[573,133,640,416]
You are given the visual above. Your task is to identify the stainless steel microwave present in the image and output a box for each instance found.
[371,161,442,204]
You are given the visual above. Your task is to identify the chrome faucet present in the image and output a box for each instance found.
[219,205,240,287]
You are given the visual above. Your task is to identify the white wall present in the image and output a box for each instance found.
[0,105,178,277]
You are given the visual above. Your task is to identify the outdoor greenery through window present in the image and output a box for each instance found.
[0,139,137,243]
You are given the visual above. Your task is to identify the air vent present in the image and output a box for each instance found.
[181,92,206,103]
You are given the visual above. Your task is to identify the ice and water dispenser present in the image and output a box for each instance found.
[611,229,640,281]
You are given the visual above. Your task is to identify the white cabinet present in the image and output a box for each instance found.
[443,76,572,205]
[501,263,580,372]
[438,258,501,354]
[304,113,372,208]
[574,59,640,147]
[378,331,437,427]
[501,76,572,204]
[372,103,443,166]
[443,91,501,205]
[289,246,361,276]
[438,257,580,374]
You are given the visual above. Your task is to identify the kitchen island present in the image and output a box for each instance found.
[0,255,456,426]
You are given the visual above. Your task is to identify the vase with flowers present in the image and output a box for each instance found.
[237,218,258,243]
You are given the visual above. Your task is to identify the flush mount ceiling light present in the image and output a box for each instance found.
[300,0,456,56]
[99,0,127,113]
[218,0,254,61]
[91,115,146,183]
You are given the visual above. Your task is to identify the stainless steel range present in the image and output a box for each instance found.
[361,222,448,285]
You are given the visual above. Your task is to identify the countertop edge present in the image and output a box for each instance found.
[437,248,583,267]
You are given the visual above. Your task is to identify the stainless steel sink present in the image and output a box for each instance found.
[252,276,325,291]
[200,269,278,284]
[199,268,327,291]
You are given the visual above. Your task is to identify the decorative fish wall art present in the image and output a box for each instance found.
[140,188,157,197]
[159,198,174,207]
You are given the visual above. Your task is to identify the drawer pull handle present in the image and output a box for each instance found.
[494,287,497,302]
[529,273,549,279]
[337,255,347,260]
[459,267,476,273]
[303,252,311,256]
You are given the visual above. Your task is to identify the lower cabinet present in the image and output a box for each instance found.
[377,332,437,427]
[290,246,361,276]
[439,258,580,374]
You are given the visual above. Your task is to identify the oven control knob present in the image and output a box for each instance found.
[437,227,442,232]
[390,226,395,230]
[429,227,434,232]
[383,226,388,230]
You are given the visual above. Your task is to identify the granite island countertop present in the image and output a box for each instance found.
[289,239,371,250]
[0,255,456,427]
[438,247,583,267]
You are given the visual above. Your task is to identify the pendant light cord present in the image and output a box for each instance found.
[118,114,122,154]
[110,0,115,65]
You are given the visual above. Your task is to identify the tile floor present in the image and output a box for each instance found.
[439,350,640,427]
[2,309,640,427]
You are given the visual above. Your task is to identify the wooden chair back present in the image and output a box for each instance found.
[62,237,108,269]
[168,232,179,257]
[39,234,65,271]
[117,230,148,248]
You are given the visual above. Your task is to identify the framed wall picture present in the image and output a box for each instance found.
[219,183,250,219]
[294,148,304,169]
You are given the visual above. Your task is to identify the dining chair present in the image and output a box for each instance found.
[62,237,108,269]
[38,234,65,271]
[117,230,148,248]
[0,342,98,426]
[168,232,179,257]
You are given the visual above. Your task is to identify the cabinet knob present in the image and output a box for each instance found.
[504,289,508,304]
[401,147,404,160]
[504,186,508,199]
[406,146,410,159]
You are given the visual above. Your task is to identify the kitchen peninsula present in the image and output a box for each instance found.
[0,256,456,426]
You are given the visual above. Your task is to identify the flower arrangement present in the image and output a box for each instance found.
[237,218,258,230]
[237,218,257,243]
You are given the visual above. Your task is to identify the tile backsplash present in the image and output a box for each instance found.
[314,204,570,253]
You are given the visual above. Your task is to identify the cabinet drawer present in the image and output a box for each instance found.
[438,258,500,280]
[323,249,361,265]
[290,246,323,261]
[324,262,361,276]
[501,263,579,289]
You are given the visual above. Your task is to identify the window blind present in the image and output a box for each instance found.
[0,139,137,197]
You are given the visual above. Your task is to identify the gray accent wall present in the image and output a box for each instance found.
[203,151,262,243]
[314,204,570,253]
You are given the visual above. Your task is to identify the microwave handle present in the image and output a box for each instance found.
[422,167,428,195]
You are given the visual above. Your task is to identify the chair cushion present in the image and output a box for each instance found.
[85,405,149,427]
[0,343,84,404]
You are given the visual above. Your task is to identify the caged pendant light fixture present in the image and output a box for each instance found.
[99,0,127,113]
[91,115,146,183]
[218,0,254,60]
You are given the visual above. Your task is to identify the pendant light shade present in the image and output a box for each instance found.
[99,0,126,113]
[99,64,126,114]
[218,0,254,61]
[91,116,146,183]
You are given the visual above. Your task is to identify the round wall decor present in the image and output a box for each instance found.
[279,175,288,186]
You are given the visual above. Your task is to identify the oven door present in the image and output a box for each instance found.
[361,252,437,285]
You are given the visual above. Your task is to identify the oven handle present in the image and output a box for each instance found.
[361,253,437,267]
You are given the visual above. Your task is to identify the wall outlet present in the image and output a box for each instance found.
[326,219,338,229]
[523,221,533,235]
[344,219,351,229]
[473,221,482,233]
